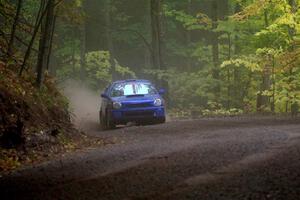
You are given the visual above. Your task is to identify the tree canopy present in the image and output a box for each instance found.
[0,0,299,115]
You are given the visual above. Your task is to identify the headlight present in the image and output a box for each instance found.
[154,98,162,106]
[113,102,122,109]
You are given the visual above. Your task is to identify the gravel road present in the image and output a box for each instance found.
[1,117,300,200]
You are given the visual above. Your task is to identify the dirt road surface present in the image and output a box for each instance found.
[1,117,300,200]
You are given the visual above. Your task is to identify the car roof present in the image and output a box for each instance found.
[112,79,151,84]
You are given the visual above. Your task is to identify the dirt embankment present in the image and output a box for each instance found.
[0,64,94,173]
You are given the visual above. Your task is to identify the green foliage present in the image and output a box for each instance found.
[221,56,261,72]
[56,50,136,90]
[115,60,136,78]
[85,51,111,88]
[164,5,211,30]
[2,0,299,116]
[144,69,221,109]
[202,107,244,117]
[162,0,300,114]
[220,0,300,113]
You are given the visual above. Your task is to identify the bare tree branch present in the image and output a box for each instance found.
[7,0,23,57]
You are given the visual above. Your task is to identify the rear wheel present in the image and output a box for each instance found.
[99,111,107,130]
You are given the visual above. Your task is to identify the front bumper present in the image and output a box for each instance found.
[110,106,165,124]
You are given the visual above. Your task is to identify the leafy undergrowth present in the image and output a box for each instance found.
[0,61,108,173]
[168,106,244,119]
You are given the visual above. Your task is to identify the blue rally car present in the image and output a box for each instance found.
[99,79,166,129]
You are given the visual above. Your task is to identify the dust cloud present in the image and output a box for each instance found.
[61,80,101,132]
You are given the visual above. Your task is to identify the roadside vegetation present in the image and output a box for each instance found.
[0,60,78,172]
[0,0,299,171]
[0,1,106,172]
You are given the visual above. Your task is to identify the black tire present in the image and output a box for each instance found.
[100,110,116,130]
[99,111,107,130]
[106,116,116,129]
[157,117,166,124]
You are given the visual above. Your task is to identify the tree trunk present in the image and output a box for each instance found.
[289,0,298,116]
[233,2,242,108]
[144,0,152,69]
[211,0,220,100]
[7,0,23,57]
[150,0,168,104]
[150,0,163,71]
[226,33,231,109]
[271,55,275,113]
[257,10,271,112]
[80,21,86,82]
[36,0,55,88]
[186,0,192,71]
[104,0,116,81]
[150,0,166,73]
[46,11,57,71]
[19,0,47,76]
[258,61,271,112]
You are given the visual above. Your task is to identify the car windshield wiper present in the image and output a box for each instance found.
[126,94,145,98]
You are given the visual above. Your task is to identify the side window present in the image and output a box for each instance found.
[104,87,109,93]
[148,85,157,94]
[110,84,125,97]
[111,88,124,97]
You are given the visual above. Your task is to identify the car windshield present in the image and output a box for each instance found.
[110,82,157,97]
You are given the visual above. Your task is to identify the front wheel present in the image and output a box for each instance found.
[106,117,116,129]
[157,117,166,124]
[151,117,166,125]
[99,111,106,130]
[99,110,115,130]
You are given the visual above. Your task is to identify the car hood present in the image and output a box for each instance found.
[111,94,160,103]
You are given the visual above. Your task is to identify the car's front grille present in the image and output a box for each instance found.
[123,110,154,117]
[124,102,152,108]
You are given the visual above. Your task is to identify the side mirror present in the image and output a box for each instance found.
[101,93,108,98]
[158,88,165,95]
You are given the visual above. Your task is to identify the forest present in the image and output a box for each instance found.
[1,0,300,196]
[0,0,300,117]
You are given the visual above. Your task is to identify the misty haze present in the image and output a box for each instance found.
[1,0,300,200]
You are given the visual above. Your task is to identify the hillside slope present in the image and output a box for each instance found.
[0,61,92,172]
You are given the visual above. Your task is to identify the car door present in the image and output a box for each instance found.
[100,87,110,118]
